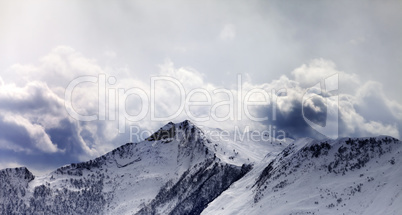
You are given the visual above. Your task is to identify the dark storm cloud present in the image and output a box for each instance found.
[259,96,327,140]
[0,82,62,114]
[0,80,106,173]
[46,119,87,155]
[257,79,402,140]
[302,96,327,128]
[0,114,89,174]
[0,115,112,175]
[0,115,32,151]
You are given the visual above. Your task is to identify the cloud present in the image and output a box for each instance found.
[4,46,102,89]
[147,57,401,140]
[0,47,120,172]
[0,81,65,153]
[291,59,360,93]
[0,45,401,174]
[1,114,58,153]
[338,81,402,138]
[266,60,401,139]
[0,1,400,175]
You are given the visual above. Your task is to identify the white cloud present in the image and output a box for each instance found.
[0,46,401,172]
[291,58,360,92]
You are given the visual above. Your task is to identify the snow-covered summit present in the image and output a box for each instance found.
[0,121,401,215]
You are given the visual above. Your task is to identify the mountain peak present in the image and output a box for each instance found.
[180,119,193,126]
[146,120,200,142]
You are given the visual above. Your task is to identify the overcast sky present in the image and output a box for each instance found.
[0,0,401,175]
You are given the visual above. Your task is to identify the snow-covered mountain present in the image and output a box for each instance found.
[0,120,401,215]
[203,136,402,215]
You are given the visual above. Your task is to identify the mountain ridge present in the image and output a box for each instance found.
[0,120,401,215]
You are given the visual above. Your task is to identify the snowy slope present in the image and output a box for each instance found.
[1,121,401,215]
[202,136,402,215]
[200,126,293,166]
[0,120,252,214]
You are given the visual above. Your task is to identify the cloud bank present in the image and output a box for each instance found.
[0,46,401,174]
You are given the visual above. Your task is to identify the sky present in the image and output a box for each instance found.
[0,0,401,175]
